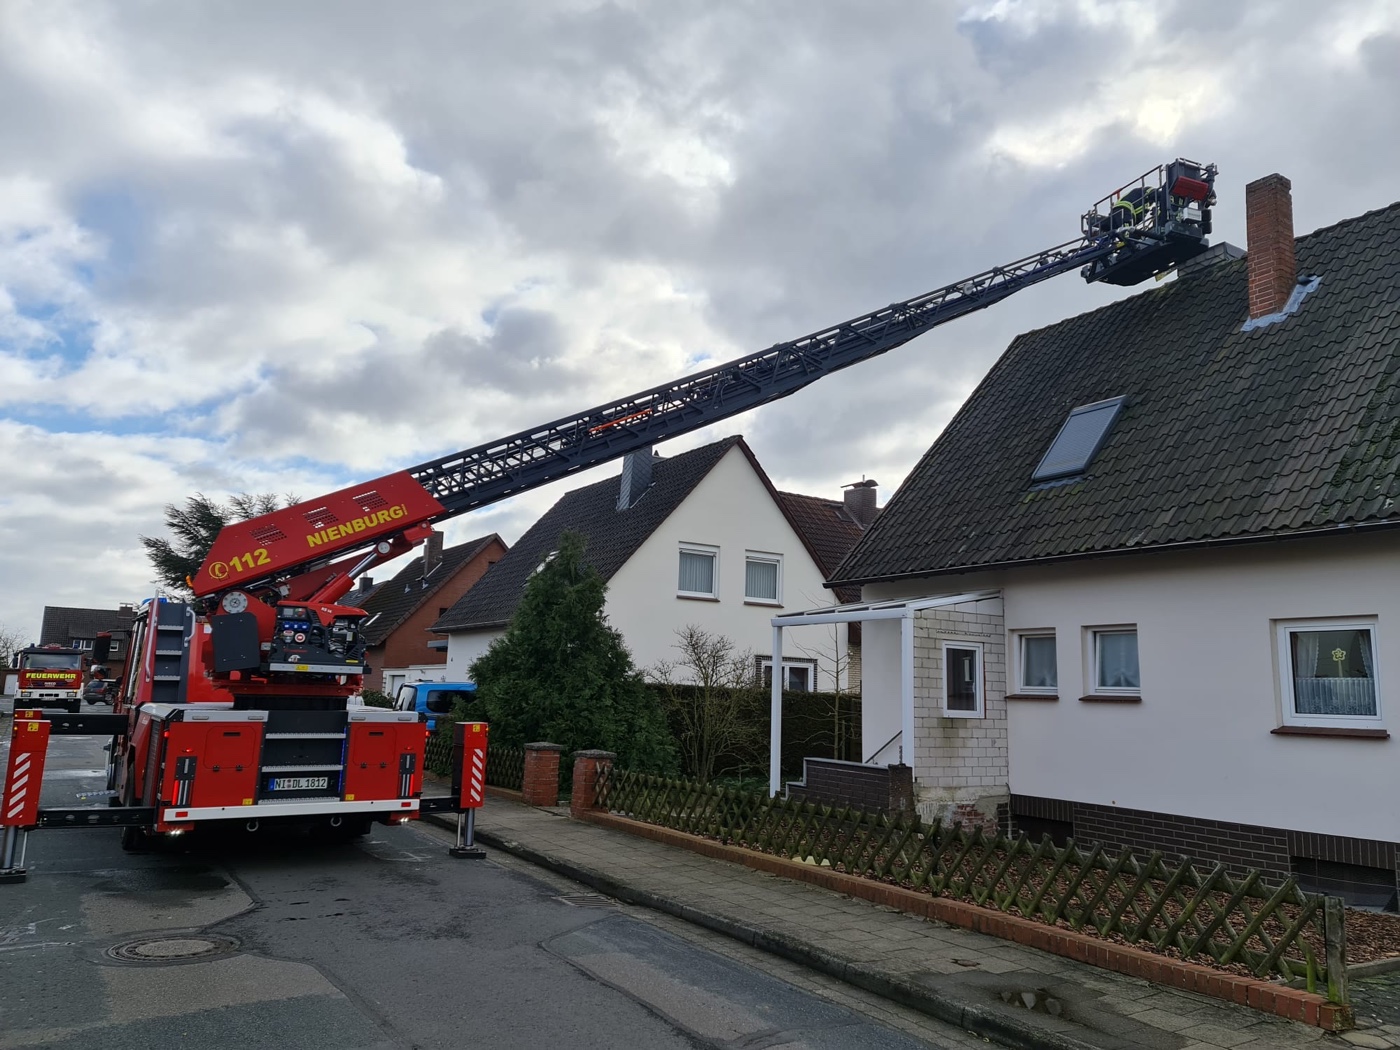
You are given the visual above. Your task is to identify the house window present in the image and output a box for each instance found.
[1016,632,1057,693]
[71,638,94,651]
[1092,628,1140,694]
[1278,620,1380,727]
[744,553,781,604]
[760,658,816,692]
[110,640,122,654]
[1032,397,1126,482]
[943,641,983,717]
[678,544,719,599]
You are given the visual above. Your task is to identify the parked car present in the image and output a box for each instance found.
[83,668,117,706]
[391,681,477,730]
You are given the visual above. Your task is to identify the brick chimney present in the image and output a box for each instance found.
[842,479,879,528]
[1245,174,1296,319]
[423,530,444,576]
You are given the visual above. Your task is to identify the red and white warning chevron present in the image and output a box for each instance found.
[1,711,51,828]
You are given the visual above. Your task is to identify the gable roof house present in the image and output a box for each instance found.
[38,604,137,684]
[354,530,507,694]
[806,174,1400,906]
[432,436,872,693]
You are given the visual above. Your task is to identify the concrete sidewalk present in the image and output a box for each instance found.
[423,791,1387,1050]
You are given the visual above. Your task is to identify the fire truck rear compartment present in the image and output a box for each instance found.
[136,705,423,831]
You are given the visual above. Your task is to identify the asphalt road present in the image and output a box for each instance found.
[0,724,970,1050]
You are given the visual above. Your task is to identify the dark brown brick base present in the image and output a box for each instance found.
[787,759,914,814]
[1009,793,1399,907]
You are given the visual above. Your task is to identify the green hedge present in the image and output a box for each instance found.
[641,682,859,781]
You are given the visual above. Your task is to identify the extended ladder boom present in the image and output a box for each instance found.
[408,236,1110,515]
[192,158,1216,602]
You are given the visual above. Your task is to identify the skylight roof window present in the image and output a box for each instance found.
[1032,396,1126,482]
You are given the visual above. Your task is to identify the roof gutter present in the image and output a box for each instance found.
[430,619,509,633]
[828,517,1400,589]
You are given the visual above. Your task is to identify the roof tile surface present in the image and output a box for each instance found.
[358,534,498,645]
[834,201,1400,583]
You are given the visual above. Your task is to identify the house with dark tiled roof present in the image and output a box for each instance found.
[432,436,867,691]
[352,530,507,694]
[39,604,137,685]
[797,174,1400,906]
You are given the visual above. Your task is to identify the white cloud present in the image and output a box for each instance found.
[1,0,1399,641]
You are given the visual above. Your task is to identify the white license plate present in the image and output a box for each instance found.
[268,777,329,791]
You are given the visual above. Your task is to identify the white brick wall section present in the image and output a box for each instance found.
[910,603,1009,793]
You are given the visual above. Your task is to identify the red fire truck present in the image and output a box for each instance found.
[14,645,85,714]
[0,160,1218,880]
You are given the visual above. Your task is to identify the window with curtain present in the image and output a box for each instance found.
[1019,634,1057,692]
[1093,629,1140,692]
[1281,622,1379,724]
[744,554,780,602]
[678,546,717,597]
[944,642,983,717]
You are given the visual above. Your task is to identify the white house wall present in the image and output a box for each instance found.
[863,532,1400,844]
[444,629,505,681]
[861,619,903,763]
[606,445,848,685]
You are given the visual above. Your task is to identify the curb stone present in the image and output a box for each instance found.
[424,811,1099,1050]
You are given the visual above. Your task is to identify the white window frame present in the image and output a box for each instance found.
[1088,626,1140,696]
[677,543,720,600]
[1014,630,1057,695]
[942,640,984,718]
[743,551,783,605]
[759,657,817,693]
[1277,618,1382,729]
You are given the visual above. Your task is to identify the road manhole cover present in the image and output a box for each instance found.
[106,934,240,964]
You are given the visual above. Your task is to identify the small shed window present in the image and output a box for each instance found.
[1032,397,1126,481]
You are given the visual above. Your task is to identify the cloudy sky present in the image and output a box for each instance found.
[2,0,1398,642]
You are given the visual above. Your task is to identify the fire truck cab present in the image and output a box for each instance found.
[15,645,85,714]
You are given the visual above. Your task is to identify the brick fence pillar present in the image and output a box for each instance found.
[521,743,564,807]
[570,750,616,819]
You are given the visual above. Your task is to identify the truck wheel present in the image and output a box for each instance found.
[68,700,81,714]
[347,818,373,839]
[105,742,124,806]
[120,825,150,852]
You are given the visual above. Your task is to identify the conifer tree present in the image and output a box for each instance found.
[470,530,676,772]
[141,493,291,594]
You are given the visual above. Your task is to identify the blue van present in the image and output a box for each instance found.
[391,681,477,730]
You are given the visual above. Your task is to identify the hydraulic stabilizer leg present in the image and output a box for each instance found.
[448,721,488,859]
[0,825,27,883]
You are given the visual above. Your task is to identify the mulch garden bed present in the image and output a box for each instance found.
[1346,909,1400,965]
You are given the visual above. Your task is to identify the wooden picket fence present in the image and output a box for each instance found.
[596,767,1347,1002]
[424,733,526,792]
